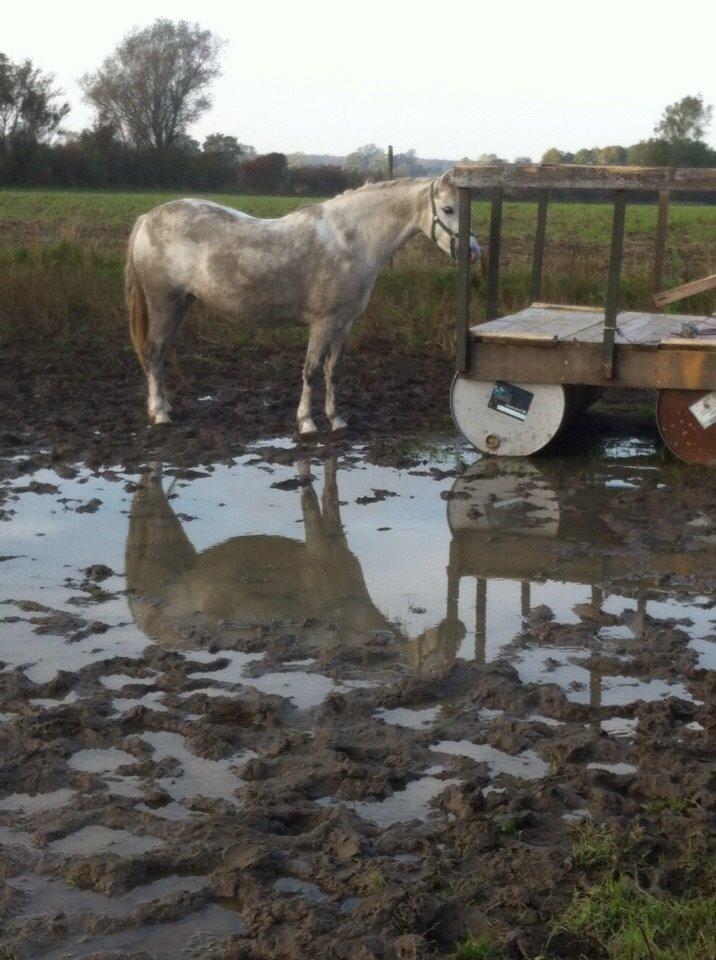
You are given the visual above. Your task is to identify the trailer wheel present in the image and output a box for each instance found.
[451,375,573,456]
[656,389,716,465]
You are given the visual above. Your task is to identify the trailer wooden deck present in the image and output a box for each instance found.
[469,304,716,390]
[448,162,716,462]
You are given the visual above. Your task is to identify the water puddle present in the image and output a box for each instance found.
[0,787,76,813]
[318,768,461,827]
[68,747,137,773]
[430,739,549,780]
[273,876,328,902]
[40,904,244,960]
[49,825,163,857]
[141,730,253,805]
[375,705,441,729]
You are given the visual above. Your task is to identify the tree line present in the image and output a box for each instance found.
[1,19,713,195]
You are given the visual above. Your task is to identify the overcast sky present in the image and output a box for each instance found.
[4,0,715,159]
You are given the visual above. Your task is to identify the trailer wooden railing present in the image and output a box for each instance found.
[451,163,716,379]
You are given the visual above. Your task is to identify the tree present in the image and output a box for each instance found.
[596,145,627,165]
[473,152,507,166]
[203,133,245,161]
[238,152,288,193]
[80,19,223,151]
[541,147,573,164]
[0,52,69,150]
[345,144,387,177]
[654,94,713,143]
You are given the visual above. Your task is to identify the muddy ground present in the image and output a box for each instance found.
[0,341,714,960]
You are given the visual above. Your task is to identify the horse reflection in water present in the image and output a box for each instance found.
[125,459,465,669]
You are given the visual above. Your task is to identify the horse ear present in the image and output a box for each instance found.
[439,170,454,187]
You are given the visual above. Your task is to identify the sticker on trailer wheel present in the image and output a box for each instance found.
[689,392,716,430]
[487,381,534,422]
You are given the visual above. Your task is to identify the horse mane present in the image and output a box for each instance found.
[338,176,433,198]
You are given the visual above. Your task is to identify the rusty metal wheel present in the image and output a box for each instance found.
[656,389,716,465]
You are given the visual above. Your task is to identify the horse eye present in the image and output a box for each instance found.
[442,205,454,215]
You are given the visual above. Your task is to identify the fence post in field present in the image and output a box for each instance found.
[387,145,395,267]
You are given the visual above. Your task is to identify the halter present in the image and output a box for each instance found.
[430,179,460,260]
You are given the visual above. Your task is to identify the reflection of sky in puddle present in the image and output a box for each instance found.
[430,739,549,779]
[9,872,206,918]
[49,824,163,857]
[142,730,254,805]
[1,444,713,720]
[317,768,460,827]
[0,788,75,813]
[375,705,440,729]
[41,902,243,960]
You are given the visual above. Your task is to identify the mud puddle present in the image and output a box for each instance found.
[0,436,713,958]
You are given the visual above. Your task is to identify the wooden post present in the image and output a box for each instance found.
[601,190,627,380]
[651,190,669,307]
[475,577,487,664]
[386,146,395,268]
[486,186,503,321]
[520,580,531,619]
[530,189,550,302]
[456,186,472,372]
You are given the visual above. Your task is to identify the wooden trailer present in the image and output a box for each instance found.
[450,163,716,463]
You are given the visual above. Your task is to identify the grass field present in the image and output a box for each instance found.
[1,187,714,356]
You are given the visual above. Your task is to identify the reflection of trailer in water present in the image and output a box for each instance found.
[449,164,716,464]
[439,460,714,705]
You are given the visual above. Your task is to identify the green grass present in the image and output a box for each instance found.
[557,874,715,960]
[1,186,713,249]
[568,822,619,871]
[544,825,716,960]
[0,188,713,357]
[451,933,500,960]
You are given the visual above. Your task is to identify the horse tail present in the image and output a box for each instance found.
[125,223,149,373]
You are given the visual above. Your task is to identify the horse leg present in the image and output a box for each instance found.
[324,328,349,432]
[145,294,189,425]
[297,324,332,436]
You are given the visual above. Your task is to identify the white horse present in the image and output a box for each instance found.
[125,173,480,435]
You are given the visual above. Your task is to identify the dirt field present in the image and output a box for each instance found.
[0,366,714,960]
[0,189,714,960]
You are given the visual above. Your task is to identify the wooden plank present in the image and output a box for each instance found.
[530,190,549,302]
[485,187,503,320]
[661,337,716,349]
[473,309,714,346]
[451,162,716,193]
[651,190,670,303]
[531,302,602,313]
[654,273,716,308]
[602,191,627,378]
[465,339,716,390]
[475,331,559,346]
[475,307,604,337]
[479,313,605,342]
[455,187,472,373]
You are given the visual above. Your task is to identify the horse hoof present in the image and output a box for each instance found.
[297,419,318,438]
[152,412,172,426]
[330,417,348,434]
